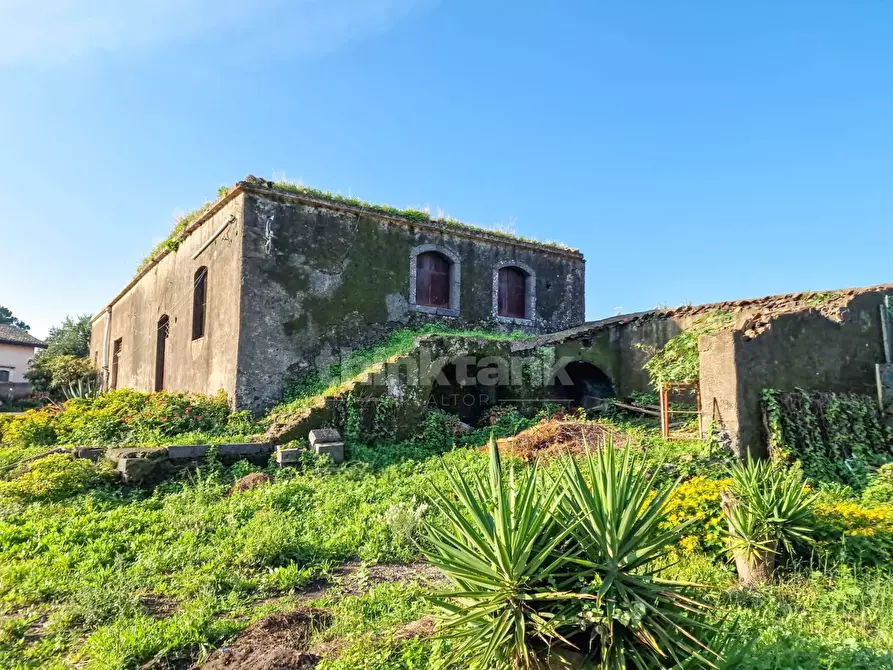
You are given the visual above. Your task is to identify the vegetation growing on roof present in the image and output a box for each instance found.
[639,310,734,387]
[257,177,573,250]
[135,178,575,274]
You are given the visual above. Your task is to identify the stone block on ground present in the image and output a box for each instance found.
[314,441,344,464]
[276,447,304,466]
[308,429,342,448]
[105,446,168,463]
[116,456,173,484]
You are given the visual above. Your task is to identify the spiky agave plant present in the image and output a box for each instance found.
[423,437,581,668]
[556,439,719,669]
[723,457,815,585]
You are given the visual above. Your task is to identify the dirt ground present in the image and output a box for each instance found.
[197,608,329,670]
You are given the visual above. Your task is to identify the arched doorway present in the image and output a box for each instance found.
[428,362,499,425]
[552,361,614,409]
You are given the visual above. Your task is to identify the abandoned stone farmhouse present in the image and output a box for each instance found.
[90,177,586,412]
[91,176,893,458]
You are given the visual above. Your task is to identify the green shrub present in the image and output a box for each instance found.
[863,464,893,507]
[0,389,253,449]
[0,454,106,501]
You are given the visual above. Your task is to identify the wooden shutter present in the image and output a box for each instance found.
[498,267,527,318]
[416,252,451,307]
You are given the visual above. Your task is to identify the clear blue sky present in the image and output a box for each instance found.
[2,1,892,338]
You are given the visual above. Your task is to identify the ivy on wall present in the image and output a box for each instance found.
[762,388,893,488]
[640,311,733,388]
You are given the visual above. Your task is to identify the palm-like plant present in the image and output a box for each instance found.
[423,437,578,668]
[557,441,718,669]
[423,437,718,669]
[722,457,815,586]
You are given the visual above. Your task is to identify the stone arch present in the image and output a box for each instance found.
[552,360,614,409]
[409,244,461,316]
[428,360,499,425]
[492,260,536,323]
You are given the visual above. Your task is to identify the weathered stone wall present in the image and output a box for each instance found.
[234,188,585,411]
[89,194,245,398]
[699,289,893,457]
[516,312,706,399]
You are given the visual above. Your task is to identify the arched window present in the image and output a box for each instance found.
[498,266,528,318]
[192,267,208,340]
[155,315,169,391]
[0,370,9,383]
[409,244,461,316]
[415,252,451,308]
[492,261,536,322]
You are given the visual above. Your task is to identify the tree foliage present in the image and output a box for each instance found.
[0,305,29,331]
[26,314,93,394]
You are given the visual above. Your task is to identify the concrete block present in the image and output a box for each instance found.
[276,447,304,466]
[75,447,104,461]
[116,457,170,484]
[309,429,342,448]
[217,442,274,458]
[106,447,168,463]
[167,445,211,460]
[314,441,344,464]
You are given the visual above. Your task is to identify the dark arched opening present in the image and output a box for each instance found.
[552,361,614,409]
[192,267,208,340]
[428,362,499,425]
[155,315,169,391]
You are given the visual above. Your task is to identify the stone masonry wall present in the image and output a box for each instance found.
[90,194,245,398]
[699,288,893,457]
[234,188,585,411]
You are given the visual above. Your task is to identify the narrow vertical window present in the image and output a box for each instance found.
[192,267,208,340]
[155,315,169,391]
[498,266,527,318]
[415,252,451,308]
[111,338,122,389]
[0,370,9,383]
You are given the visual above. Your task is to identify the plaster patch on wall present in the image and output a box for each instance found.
[310,268,344,297]
[386,293,410,323]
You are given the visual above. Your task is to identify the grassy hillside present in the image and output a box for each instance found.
[2,410,893,668]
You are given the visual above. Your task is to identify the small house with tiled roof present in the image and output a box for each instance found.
[0,324,47,387]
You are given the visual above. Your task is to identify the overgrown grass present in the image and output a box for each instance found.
[3,416,893,668]
[269,325,530,419]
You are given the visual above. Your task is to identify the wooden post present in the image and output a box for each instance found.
[696,385,704,440]
[660,383,670,439]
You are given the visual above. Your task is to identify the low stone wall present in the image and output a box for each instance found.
[101,443,274,484]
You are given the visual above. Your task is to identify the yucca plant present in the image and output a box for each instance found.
[423,437,718,669]
[556,440,719,669]
[423,437,579,668]
[722,457,816,586]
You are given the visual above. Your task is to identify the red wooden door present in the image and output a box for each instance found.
[498,267,526,318]
[416,252,450,307]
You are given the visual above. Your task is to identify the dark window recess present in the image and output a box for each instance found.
[111,338,122,389]
[416,252,451,308]
[498,267,527,318]
[155,315,169,392]
[0,370,9,382]
[192,267,208,340]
